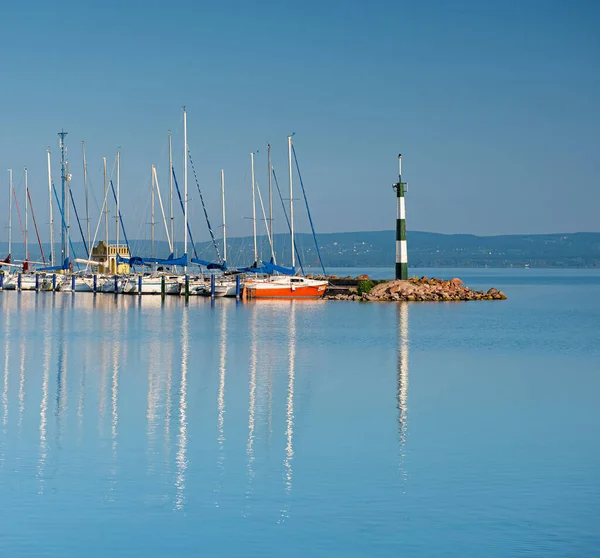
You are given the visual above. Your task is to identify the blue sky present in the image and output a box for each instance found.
[0,0,598,247]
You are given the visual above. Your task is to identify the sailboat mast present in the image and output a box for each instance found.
[7,169,12,257]
[268,144,274,261]
[151,165,155,258]
[183,107,188,270]
[168,130,174,255]
[82,141,90,256]
[288,136,295,270]
[47,152,55,266]
[24,167,29,261]
[58,130,68,262]
[116,150,120,250]
[251,152,258,264]
[103,156,108,250]
[221,169,226,263]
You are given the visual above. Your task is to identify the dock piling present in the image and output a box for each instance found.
[71,274,76,292]
[235,275,240,299]
[52,274,56,291]
[93,274,97,293]
[35,274,40,291]
[0,273,3,291]
[210,274,215,298]
[114,275,118,294]
[17,273,21,291]
[138,275,142,296]
[184,275,189,298]
[161,275,165,297]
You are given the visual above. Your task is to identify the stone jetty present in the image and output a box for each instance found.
[322,276,507,302]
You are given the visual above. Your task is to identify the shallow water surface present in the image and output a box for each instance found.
[0,270,599,556]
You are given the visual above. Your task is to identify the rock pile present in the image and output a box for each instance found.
[325,276,507,302]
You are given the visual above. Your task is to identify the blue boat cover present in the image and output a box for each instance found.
[239,259,295,275]
[38,258,70,272]
[117,253,188,267]
[263,258,295,276]
[191,258,227,271]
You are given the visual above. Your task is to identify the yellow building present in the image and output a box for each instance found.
[91,241,131,274]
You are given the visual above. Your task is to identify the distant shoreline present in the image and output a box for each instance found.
[2,230,599,269]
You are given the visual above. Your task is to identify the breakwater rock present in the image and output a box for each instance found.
[324,276,507,302]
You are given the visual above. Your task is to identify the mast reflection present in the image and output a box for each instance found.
[109,320,120,497]
[3,302,10,429]
[38,308,52,493]
[147,336,161,476]
[397,302,409,485]
[215,303,227,506]
[55,297,68,443]
[99,311,110,432]
[245,304,258,511]
[281,301,296,520]
[18,322,25,431]
[164,340,173,456]
[175,304,189,511]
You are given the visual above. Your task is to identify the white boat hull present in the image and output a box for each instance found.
[59,277,94,292]
[2,274,17,290]
[100,277,126,294]
[124,276,180,294]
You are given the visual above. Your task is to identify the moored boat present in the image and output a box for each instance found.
[123,274,180,295]
[245,276,327,299]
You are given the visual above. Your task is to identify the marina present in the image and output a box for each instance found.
[1,110,330,301]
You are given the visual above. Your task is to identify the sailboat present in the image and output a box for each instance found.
[244,137,328,299]
[11,167,50,291]
[2,170,16,290]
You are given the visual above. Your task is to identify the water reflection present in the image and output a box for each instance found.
[175,304,189,511]
[0,294,317,518]
[397,302,409,485]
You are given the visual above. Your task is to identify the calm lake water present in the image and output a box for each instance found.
[0,269,599,557]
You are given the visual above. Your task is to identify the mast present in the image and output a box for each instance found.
[151,164,156,258]
[288,136,295,270]
[183,107,188,270]
[153,165,172,253]
[47,152,55,265]
[221,169,226,263]
[168,130,174,255]
[58,130,68,261]
[8,169,12,257]
[103,156,108,251]
[250,152,258,264]
[116,150,120,250]
[82,142,90,256]
[268,144,274,262]
[24,168,28,261]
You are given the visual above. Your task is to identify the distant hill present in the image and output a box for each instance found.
[1,231,599,268]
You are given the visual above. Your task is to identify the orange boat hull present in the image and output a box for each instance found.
[246,283,327,299]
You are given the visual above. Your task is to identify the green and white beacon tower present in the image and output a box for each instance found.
[393,154,408,280]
